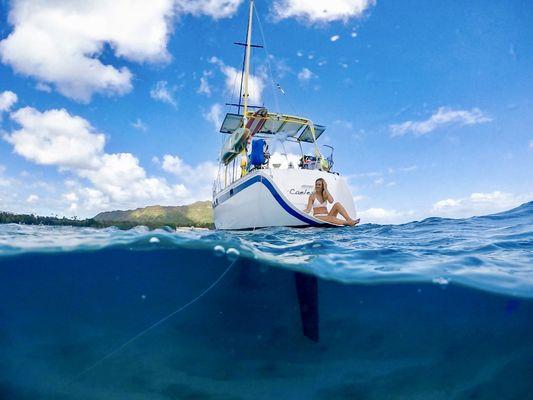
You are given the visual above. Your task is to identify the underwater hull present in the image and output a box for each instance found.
[213,169,356,230]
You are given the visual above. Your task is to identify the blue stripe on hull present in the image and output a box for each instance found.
[214,174,330,227]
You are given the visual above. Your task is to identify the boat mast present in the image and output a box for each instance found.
[243,0,254,117]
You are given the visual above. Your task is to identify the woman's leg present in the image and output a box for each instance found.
[329,202,352,221]
[316,215,349,225]
[316,215,359,226]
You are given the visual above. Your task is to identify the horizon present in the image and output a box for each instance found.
[3,198,531,226]
[1,0,532,224]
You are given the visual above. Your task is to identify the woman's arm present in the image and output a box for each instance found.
[323,182,334,203]
[304,194,314,213]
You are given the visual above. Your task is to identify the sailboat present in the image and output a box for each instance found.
[213,0,356,230]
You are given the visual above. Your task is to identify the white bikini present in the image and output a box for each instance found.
[313,197,329,217]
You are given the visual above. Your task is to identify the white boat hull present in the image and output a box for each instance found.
[213,169,356,230]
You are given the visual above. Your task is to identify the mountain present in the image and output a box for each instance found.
[93,201,213,228]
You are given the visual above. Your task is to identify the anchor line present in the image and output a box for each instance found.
[66,257,238,385]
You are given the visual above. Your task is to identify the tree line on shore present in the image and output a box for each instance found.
[0,210,213,229]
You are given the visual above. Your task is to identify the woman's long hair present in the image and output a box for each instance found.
[315,178,326,199]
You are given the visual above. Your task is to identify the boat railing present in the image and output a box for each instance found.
[213,150,336,197]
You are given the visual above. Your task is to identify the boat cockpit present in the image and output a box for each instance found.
[215,110,336,193]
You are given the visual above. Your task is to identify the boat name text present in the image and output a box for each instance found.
[289,188,313,195]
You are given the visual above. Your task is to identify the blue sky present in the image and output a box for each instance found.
[0,0,532,223]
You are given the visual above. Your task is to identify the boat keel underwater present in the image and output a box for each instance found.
[294,272,320,342]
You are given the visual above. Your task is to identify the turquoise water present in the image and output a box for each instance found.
[1,202,532,399]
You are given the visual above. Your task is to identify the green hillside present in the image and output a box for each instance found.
[93,201,214,228]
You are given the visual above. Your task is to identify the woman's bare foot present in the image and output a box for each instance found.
[346,218,360,226]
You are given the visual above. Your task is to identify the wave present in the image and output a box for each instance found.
[0,201,532,298]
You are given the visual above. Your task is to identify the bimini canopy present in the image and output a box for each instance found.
[219,112,326,143]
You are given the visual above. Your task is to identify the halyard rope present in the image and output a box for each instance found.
[253,2,280,114]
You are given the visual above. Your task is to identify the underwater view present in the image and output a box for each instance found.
[1,0,532,398]
[1,202,532,399]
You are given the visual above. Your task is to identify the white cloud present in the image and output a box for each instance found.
[272,0,376,23]
[150,80,177,107]
[358,207,414,224]
[297,67,315,82]
[0,0,243,102]
[388,165,418,174]
[390,107,492,137]
[63,192,79,203]
[433,198,461,211]
[0,90,18,112]
[401,165,417,173]
[470,192,509,203]
[432,191,532,218]
[79,187,109,211]
[210,56,266,105]
[350,165,417,188]
[204,103,224,130]
[333,119,354,130]
[131,118,147,132]
[26,194,39,204]
[162,155,216,179]
[330,35,340,42]
[0,168,78,216]
[175,0,243,19]
[81,153,145,194]
[197,70,213,97]
[353,190,532,224]
[0,169,16,188]
[4,105,215,215]
[79,152,188,204]
[161,154,217,199]
[349,171,382,179]
[5,107,105,169]
[35,82,52,93]
[0,0,164,101]
[62,191,80,213]
[268,54,293,79]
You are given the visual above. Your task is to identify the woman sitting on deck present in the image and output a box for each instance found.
[304,178,360,226]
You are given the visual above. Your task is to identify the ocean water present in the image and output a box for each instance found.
[1,202,532,399]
